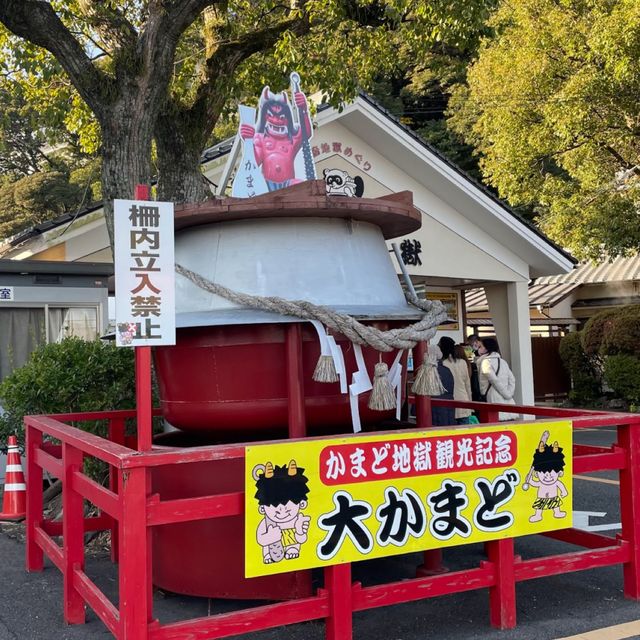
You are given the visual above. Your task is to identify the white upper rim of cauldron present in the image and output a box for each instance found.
[175,305,424,329]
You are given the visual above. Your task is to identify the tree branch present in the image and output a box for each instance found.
[193,15,310,126]
[0,1,112,120]
[76,1,138,53]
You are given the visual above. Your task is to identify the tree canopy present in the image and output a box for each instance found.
[449,0,640,260]
[0,0,495,244]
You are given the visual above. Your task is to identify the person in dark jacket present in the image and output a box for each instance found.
[431,346,456,426]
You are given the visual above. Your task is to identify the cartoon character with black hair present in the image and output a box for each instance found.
[522,431,568,522]
[253,460,311,563]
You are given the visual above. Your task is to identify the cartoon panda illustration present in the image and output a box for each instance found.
[323,168,365,198]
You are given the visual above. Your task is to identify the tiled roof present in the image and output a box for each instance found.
[465,255,640,312]
[535,255,640,285]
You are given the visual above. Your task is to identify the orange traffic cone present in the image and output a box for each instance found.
[0,435,26,521]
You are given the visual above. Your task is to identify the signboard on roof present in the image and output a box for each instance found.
[231,72,316,197]
[114,199,175,347]
[244,421,572,577]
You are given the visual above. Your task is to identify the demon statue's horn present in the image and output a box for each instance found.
[538,440,545,453]
[265,461,274,478]
[259,86,288,109]
[552,441,559,453]
[287,460,298,476]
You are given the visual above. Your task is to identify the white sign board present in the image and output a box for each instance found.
[114,199,175,347]
[0,286,14,301]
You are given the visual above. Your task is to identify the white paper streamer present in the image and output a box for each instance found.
[388,350,404,420]
[349,343,373,433]
[327,335,347,394]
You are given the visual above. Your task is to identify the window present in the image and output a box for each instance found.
[48,307,99,342]
[0,308,46,381]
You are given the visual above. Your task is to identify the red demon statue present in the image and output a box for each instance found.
[240,86,314,192]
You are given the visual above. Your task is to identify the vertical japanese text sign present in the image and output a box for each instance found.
[114,199,176,347]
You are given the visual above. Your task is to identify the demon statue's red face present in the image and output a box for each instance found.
[258,88,295,139]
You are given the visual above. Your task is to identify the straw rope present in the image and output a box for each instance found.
[175,264,447,352]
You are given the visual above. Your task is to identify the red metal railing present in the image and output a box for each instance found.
[25,402,640,639]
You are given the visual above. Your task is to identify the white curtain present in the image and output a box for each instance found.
[0,308,46,381]
[48,308,98,342]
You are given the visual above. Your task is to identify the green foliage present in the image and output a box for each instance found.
[581,305,640,358]
[0,170,87,239]
[417,120,483,183]
[0,1,497,217]
[449,0,640,260]
[0,338,136,447]
[604,354,640,404]
[581,308,619,356]
[599,305,640,357]
[559,330,601,404]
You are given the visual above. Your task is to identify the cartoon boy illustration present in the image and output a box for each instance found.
[523,433,568,522]
[253,460,311,563]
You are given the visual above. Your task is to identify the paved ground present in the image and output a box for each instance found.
[1,426,639,640]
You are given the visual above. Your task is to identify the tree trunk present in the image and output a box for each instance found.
[155,111,211,204]
[100,98,155,247]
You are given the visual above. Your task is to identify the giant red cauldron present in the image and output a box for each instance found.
[151,181,424,599]
[155,322,409,437]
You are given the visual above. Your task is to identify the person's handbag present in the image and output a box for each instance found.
[479,358,501,402]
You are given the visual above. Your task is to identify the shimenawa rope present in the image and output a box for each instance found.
[175,264,447,351]
[175,263,448,406]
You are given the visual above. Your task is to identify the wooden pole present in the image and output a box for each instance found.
[286,322,307,440]
[133,183,153,452]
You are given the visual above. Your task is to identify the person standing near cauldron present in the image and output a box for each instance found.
[438,336,473,425]
[476,336,519,421]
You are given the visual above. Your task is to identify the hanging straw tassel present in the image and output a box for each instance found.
[412,344,446,396]
[313,354,339,383]
[312,325,339,383]
[368,360,397,411]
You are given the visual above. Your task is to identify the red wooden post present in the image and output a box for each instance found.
[325,563,352,640]
[62,443,86,624]
[413,341,444,575]
[118,467,152,637]
[413,341,432,428]
[135,346,153,452]
[486,537,516,629]
[133,183,153,453]
[108,417,126,563]
[286,322,306,439]
[478,408,500,424]
[26,425,44,572]
[618,422,640,599]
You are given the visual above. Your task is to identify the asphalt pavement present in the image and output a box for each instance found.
[1,426,639,640]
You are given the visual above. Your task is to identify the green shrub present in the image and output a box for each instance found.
[600,305,640,357]
[0,337,136,447]
[604,354,640,404]
[581,308,618,356]
[559,331,601,404]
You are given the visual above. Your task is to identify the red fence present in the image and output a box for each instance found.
[25,401,640,639]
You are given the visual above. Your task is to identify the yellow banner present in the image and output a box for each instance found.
[245,421,572,577]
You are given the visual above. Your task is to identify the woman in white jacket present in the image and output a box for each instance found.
[476,336,519,421]
[438,336,473,424]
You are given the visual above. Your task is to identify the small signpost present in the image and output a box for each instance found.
[113,187,176,450]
